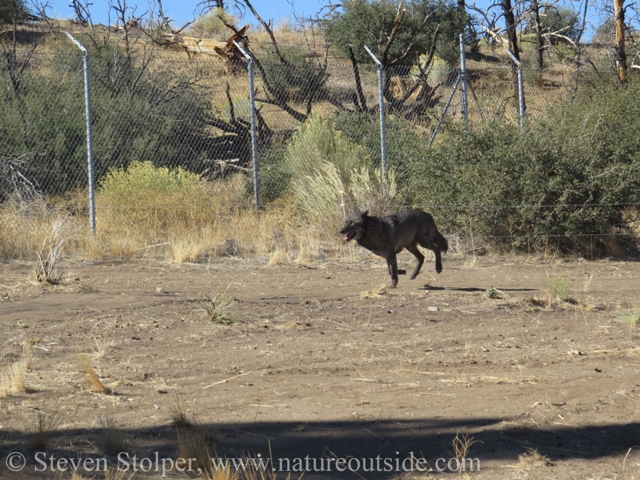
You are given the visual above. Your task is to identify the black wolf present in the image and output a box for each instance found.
[339,210,448,287]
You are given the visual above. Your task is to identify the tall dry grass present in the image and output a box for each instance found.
[0,163,342,265]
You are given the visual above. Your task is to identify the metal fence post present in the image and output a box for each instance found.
[459,34,468,125]
[364,45,387,173]
[505,48,525,132]
[66,32,95,235]
[234,40,260,210]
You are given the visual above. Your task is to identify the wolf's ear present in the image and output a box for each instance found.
[362,210,369,217]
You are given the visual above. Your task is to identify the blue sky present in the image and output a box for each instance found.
[41,0,604,40]
[43,0,338,27]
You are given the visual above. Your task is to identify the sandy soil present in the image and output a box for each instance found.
[1,252,640,479]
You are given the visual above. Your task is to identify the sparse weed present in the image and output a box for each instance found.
[0,344,32,397]
[79,355,109,394]
[517,447,551,470]
[545,274,570,305]
[171,400,196,429]
[26,411,61,451]
[614,305,640,325]
[91,337,115,360]
[451,432,479,463]
[33,214,78,284]
[97,416,130,455]
[205,286,235,324]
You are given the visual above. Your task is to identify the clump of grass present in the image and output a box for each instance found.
[361,285,386,299]
[79,355,110,394]
[0,362,26,397]
[170,239,207,263]
[176,424,215,475]
[267,247,288,265]
[90,337,115,359]
[33,214,77,284]
[0,344,33,397]
[517,447,552,470]
[171,400,196,429]
[485,286,499,299]
[545,274,570,305]
[97,416,130,455]
[284,117,403,233]
[614,305,640,325]
[26,411,61,451]
[205,286,235,324]
[451,432,479,463]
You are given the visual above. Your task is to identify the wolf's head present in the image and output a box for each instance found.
[339,210,368,242]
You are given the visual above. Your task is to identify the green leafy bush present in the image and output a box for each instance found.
[258,46,326,103]
[323,0,468,66]
[0,43,211,197]
[97,161,211,231]
[282,116,402,231]
[404,81,640,254]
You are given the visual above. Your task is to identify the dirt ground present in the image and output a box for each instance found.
[1,251,640,479]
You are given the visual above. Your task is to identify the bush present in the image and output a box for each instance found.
[97,161,211,234]
[404,81,640,254]
[282,116,402,231]
[0,43,212,197]
[258,46,326,103]
[323,0,468,66]
[330,110,427,185]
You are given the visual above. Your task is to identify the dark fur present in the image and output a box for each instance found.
[339,210,448,287]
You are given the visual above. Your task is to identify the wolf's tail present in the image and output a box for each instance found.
[434,229,448,254]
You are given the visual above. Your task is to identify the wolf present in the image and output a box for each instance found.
[339,210,448,287]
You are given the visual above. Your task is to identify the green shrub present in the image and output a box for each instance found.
[0,43,211,197]
[323,0,468,66]
[258,46,326,103]
[97,161,211,231]
[404,81,640,254]
[284,116,369,180]
[189,8,238,38]
[282,116,402,231]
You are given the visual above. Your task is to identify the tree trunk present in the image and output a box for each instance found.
[502,0,525,113]
[613,0,626,82]
[532,0,543,71]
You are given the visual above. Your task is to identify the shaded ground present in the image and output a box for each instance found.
[1,252,640,479]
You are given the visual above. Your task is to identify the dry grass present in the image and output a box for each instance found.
[97,416,130,455]
[171,400,196,429]
[176,424,214,475]
[33,214,78,284]
[90,337,115,360]
[361,285,387,299]
[79,355,110,394]
[26,411,61,451]
[452,432,479,462]
[0,344,33,397]
[205,285,236,324]
[0,179,342,265]
[517,448,552,470]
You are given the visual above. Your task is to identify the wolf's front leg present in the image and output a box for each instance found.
[386,254,399,287]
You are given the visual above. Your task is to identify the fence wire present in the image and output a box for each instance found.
[0,34,633,248]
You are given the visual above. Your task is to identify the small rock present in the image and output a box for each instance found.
[155,287,165,294]
[428,306,438,312]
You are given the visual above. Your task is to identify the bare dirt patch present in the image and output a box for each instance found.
[1,254,640,479]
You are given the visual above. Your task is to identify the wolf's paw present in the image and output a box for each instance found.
[397,269,406,275]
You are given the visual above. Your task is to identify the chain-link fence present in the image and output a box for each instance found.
[2,30,637,256]
[0,38,579,200]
